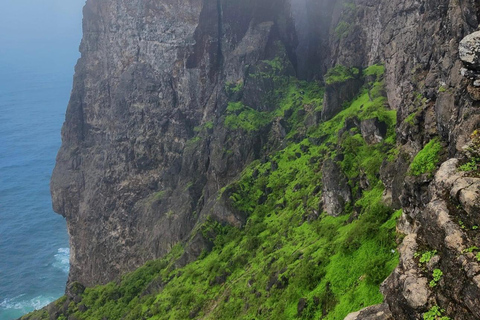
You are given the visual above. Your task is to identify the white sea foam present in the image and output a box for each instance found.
[0,294,53,312]
[53,247,70,273]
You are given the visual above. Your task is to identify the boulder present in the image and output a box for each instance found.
[460,31,480,70]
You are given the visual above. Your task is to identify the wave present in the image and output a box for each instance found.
[53,248,70,274]
[0,294,54,312]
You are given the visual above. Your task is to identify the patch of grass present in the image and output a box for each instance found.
[324,65,360,85]
[224,101,271,132]
[409,138,443,176]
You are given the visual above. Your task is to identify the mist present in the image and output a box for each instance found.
[0,0,85,57]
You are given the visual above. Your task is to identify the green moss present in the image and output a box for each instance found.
[224,102,271,132]
[335,21,353,39]
[363,64,385,79]
[409,138,443,176]
[324,65,359,85]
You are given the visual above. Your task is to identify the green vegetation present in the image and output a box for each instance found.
[429,269,443,288]
[24,64,402,320]
[225,81,244,96]
[324,65,360,85]
[423,306,450,320]
[335,21,352,39]
[409,138,443,176]
[459,157,479,172]
[224,102,271,132]
[414,250,437,264]
[404,112,417,126]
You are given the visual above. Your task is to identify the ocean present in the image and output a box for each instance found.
[0,2,84,319]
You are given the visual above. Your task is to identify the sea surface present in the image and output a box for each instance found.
[0,1,84,317]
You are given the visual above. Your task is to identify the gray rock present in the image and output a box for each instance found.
[360,118,388,144]
[460,31,480,70]
[321,159,352,216]
[344,303,392,320]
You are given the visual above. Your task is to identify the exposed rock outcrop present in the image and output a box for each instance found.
[321,159,352,216]
[460,31,480,70]
[382,158,480,319]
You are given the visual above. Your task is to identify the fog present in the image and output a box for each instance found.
[0,0,86,68]
[0,0,86,48]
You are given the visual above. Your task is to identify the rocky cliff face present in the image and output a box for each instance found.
[49,0,480,318]
[52,0,339,287]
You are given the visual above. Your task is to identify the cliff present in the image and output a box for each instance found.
[23,0,480,319]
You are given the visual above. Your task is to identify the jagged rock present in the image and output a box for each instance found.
[344,303,392,320]
[321,159,352,216]
[460,31,480,70]
[321,77,363,121]
[360,118,387,144]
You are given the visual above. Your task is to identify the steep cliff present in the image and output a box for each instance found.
[52,0,306,286]
[24,0,480,319]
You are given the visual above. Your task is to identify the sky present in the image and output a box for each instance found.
[0,0,86,69]
[0,0,86,49]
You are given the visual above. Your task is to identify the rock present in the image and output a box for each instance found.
[474,80,480,87]
[460,31,480,70]
[402,276,429,308]
[344,303,393,320]
[321,159,352,216]
[321,77,363,121]
[360,118,388,145]
[297,298,307,316]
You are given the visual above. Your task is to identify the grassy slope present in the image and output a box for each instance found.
[24,65,402,320]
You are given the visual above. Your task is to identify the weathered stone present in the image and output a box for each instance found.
[321,159,352,216]
[321,77,363,121]
[360,118,388,144]
[344,303,393,320]
[460,31,480,70]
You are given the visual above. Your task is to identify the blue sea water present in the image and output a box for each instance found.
[0,1,85,319]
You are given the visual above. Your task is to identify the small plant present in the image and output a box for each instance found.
[429,269,443,287]
[423,306,450,320]
[476,253,480,262]
[459,158,479,172]
[462,246,479,254]
[415,250,437,264]
[404,112,417,126]
[409,138,443,176]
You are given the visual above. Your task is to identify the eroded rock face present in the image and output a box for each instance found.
[52,0,342,287]
[460,31,480,70]
[321,159,352,216]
